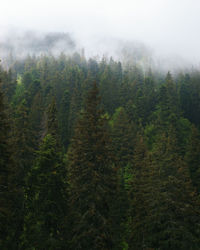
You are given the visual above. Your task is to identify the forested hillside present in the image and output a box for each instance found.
[1,53,200,249]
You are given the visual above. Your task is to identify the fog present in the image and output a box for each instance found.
[0,0,200,70]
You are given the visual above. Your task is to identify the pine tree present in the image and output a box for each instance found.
[68,86,82,140]
[128,127,200,249]
[29,91,44,145]
[13,99,35,170]
[22,97,68,249]
[111,107,135,170]
[145,130,200,249]
[46,97,59,137]
[59,90,71,149]
[23,134,67,249]
[128,133,149,249]
[0,85,12,248]
[67,83,117,249]
[110,107,136,248]
[0,84,20,249]
[185,125,200,193]
[10,98,37,249]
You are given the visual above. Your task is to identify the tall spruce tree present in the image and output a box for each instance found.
[128,128,200,249]
[0,85,12,248]
[145,130,200,249]
[185,125,200,193]
[22,97,68,249]
[22,135,67,249]
[0,84,20,249]
[67,82,117,249]
[128,133,149,249]
[110,107,135,248]
[59,90,70,149]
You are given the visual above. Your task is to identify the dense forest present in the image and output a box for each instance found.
[0,52,200,249]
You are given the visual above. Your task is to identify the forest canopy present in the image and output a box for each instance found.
[0,52,200,249]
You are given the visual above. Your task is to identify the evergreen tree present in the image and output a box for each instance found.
[185,125,200,193]
[0,68,16,102]
[110,107,135,249]
[23,134,67,249]
[145,131,200,249]
[23,97,67,249]
[46,97,59,138]
[0,84,20,249]
[13,99,35,167]
[11,98,36,249]
[0,85,12,248]
[128,133,149,249]
[29,91,44,145]
[59,90,71,149]
[68,86,82,140]
[67,83,117,249]
[111,107,135,170]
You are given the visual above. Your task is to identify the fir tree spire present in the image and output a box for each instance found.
[68,82,117,249]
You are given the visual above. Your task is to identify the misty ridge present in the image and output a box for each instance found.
[0,30,76,62]
[0,29,195,74]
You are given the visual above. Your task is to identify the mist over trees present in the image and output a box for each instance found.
[0,31,76,67]
[0,30,194,74]
[0,50,200,249]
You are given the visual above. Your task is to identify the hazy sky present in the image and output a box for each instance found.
[1,0,200,62]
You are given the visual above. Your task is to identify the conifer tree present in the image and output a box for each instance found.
[68,86,82,140]
[158,72,179,126]
[46,97,59,137]
[59,90,70,148]
[185,125,200,193]
[29,91,44,145]
[128,128,200,249]
[23,97,67,249]
[23,135,67,249]
[128,133,149,249]
[13,99,35,170]
[10,98,38,249]
[0,85,12,248]
[110,107,135,248]
[145,130,200,249]
[0,84,20,249]
[67,82,117,249]
[111,107,135,171]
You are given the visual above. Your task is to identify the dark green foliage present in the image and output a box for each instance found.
[110,107,136,248]
[99,64,120,114]
[0,86,12,248]
[67,86,82,139]
[11,98,37,249]
[111,107,135,168]
[147,132,200,249]
[157,72,179,125]
[1,53,200,249]
[29,91,44,143]
[179,73,200,126]
[46,97,59,137]
[128,133,149,249]
[153,133,199,249]
[12,99,36,172]
[23,134,67,250]
[0,68,17,102]
[22,72,33,89]
[185,126,200,193]
[0,83,21,249]
[59,90,70,148]
[129,130,200,249]
[68,83,117,249]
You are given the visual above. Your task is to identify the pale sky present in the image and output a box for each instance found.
[0,0,200,62]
